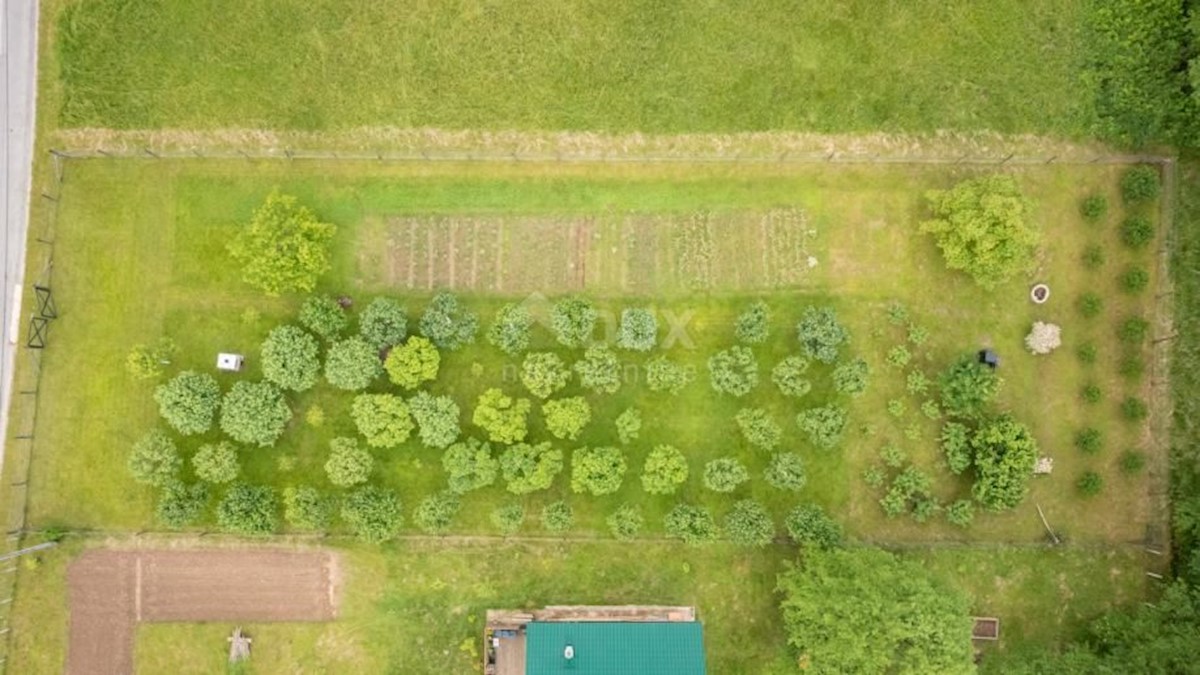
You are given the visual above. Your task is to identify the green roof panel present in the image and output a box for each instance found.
[525,622,706,675]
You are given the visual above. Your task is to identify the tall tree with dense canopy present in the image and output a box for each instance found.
[645,355,695,394]
[419,292,478,350]
[735,300,771,344]
[664,504,719,545]
[219,381,292,447]
[796,306,849,364]
[519,352,571,399]
[574,344,622,394]
[939,355,1002,419]
[487,303,533,355]
[409,392,461,449]
[471,388,531,444]
[341,486,403,543]
[724,499,775,547]
[127,429,182,486]
[550,297,597,348]
[616,307,657,351]
[227,192,336,296]
[641,445,689,495]
[542,397,592,441]
[216,483,278,535]
[282,485,336,531]
[192,441,240,484]
[155,481,209,528]
[708,345,758,397]
[350,394,414,448]
[153,371,221,435]
[570,446,626,496]
[384,335,439,390]
[298,294,347,341]
[500,442,564,495]
[796,405,848,449]
[324,437,374,487]
[260,325,321,392]
[969,415,1039,511]
[324,336,382,391]
[442,437,499,494]
[358,297,408,349]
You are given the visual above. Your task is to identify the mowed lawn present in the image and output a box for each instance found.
[52,0,1091,135]
[24,158,1162,548]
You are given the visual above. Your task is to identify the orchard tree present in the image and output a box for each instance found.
[260,325,321,392]
[796,306,849,364]
[341,486,403,544]
[520,352,571,399]
[541,501,574,533]
[500,442,564,495]
[220,381,291,447]
[543,397,592,441]
[324,336,382,391]
[970,415,1039,511]
[641,445,689,495]
[472,388,531,444]
[607,503,645,540]
[765,452,807,492]
[298,294,347,341]
[358,296,407,349]
[442,437,499,494]
[920,175,1039,289]
[645,355,695,394]
[324,437,374,487]
[227,192,336,296]
[487,303,533,356]
[413,490,461,534]
[571,446,627,496]
[192,441,240,484]
[216,483,278,534]
[725,499,775,547]
[154,371,221,435]
[940,422,972,474]
[796,405,848,449]
[351,394,414,448]
[772,356,813,397]
[615,407,642,444]
[282,485,336,530]
[708,345,759,397]
[735,301,771,344]
[735,408,782,450]
[409,392,461,449]
[784,504,843,549]
[125,337,179,380]
[384,335,439,390]
[550,297,597,348]
[939,355,1002,419]
[127,429,181,487]
[155,481,209,528]
[703,458,749,493]
[832,358,871,396]
[616,307,657,351]
[574,344,622,394]
[664,504,719,545]
[419,292,478,350]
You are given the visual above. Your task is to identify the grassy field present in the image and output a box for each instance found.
[52,0,1092,135]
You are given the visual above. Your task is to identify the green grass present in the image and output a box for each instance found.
[54,0,1091,135]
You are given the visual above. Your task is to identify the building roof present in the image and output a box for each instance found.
[524,621,706,675]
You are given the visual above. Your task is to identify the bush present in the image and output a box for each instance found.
[571,446,626,496]
[607,504,644,540]
[219,381,292,447]
[887,399,906,419]
[939,355,1001,419]
[906,371,931,395]
[325,337,383,391]
[128,429,182,486]
[1077,471,1104,497]
[796,306,850,363]
[1118,316,1150,344]
[1024,322,1062,355]
[125,338,178,380]
[664,504,719,545]
[260,325,321,392]
[616,307,657,351]
[384,336,440,389]
[305,405,325,427]
[491,504,526,536]
[771,356,812,398]
[341,486,403,544]
[880,443,907,469]
[1119,354,1146,380]
[833,358,870,396]
[796,405,848,449]
[541,501,574,533]
[472,388,531,444]
[408,392,461,449]
[1120,266,1150,294]
[324,437,374,488]
[1077,293,1104,319]
[1121,165,1161,204]
[764,452,807,492]
[358,296,407,349]
[413,491,461,534]
[920,175,1039,289]
[611,407,640,444]
[645,355,695,395]
[907,323,930,346]
[542,397,592,441]
[921,400,942,420]
[785,504,843,549]
[351,394,414,448]
[298,295,347,341]
[520,352,570,399]
[1077,341,1098,364]
[1082,244,1106,269]
[641,445,689,495]
[1120,396,1149,422]
[912,498,941,524]
[703,457,749,493]
[886,345,911,369]
[500,442,564,495]
[862,466,886,489]
[282,486,335,530]
[550,297,597,348]
[1081,383,1103,404]
[419,292,478,350]
[155,481,209,528]
[724,499,774,547]
[227,192,336,296]
[945,500,975,528]
[153,371,221,435]
[192,442,240,484]
[735,408,781,450]
[1075,427,1103,455]
[574,344,622,395]
[1120,216,1155,249]
[1080,194,1108,222]
[735,301,770,344]
[216,483,278,534]
[970,416,1039,511]
[1120,450,1147,475]
[708,345,759,397]
[442,437,499,494]
[487,303,533,356]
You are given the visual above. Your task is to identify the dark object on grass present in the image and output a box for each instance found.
[978,349,999,369]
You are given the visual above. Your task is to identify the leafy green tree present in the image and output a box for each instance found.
[765,452,807,492]
[442,437,499,494]
[324,437,374,487]
[192,442,240,484]
[519,352,570,399]
[341,486,403,544]
[725,499,775,547]
[220,381,292,447]
[542,397,592,441]
[571,446,626,496]
[796,405,848,449]
[939,355,1001,419]
[324,336,382,391]
[216,483,278,534]
[298,294,347,341]
[491,503,526,535]
[574,344,622,394]
[1080,194,1108,223]
[772,356,812,397]
[607,504,645,540]
[784,504,843,549]
[409,392,461,449]
[351,394,414,448]
[472,388,531,444]
[260,325,321,392]
[920,175,1039,289]
[125,337,178,380]
[282,485,335,530]
[616,307,657,351]
[412,490,461,534]
[777,548,974,674]
[419,292,478,350]
[227,192,336,296]
[1120,215,1155,249]
[1121,165,1161,204]
[940,422,971,474]
[945,499,974,528]
[970,416,1039,511]
[499,442,564,495]
[541,501,574,532]
[735,408,781,450]
[796,306,850,364]
[832,358,871,396]
[550,297,597,348]
[641,445,689,495]
[153,371,221,435]
[128,429,182,487]
[703,457,749,493]
[645,355,695,394]
[664,504,719,545]
[384,335,440,390]
[358,296,408,349]
[615,407,642,444]
[708,345,758,397]
[155,481,209,528]
[487,303,533,356]
[735,301,771,344]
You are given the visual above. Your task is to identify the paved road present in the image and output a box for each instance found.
[0,0,39,472]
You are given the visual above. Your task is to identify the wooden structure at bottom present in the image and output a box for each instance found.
[972,617,1000,641]
[228,626,252,662]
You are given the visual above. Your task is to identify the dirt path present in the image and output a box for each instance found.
[66,548,338,675]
